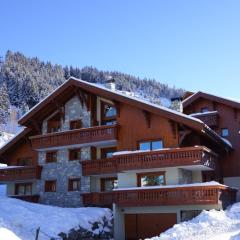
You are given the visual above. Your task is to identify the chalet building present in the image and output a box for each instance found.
[0,78,237,240]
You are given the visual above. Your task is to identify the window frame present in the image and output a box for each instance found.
[69,119,82,130]
[17,157,33,166]
[68,178,81,192]
[69,148,81,161]
[201,107,209,113]
[138,139,164,151]
[47,112,61,133]
[46,151,58,163]
[45,180,57,192]
[15,183,32,195]
[101,101,117,125]
[137,171,166,187]
[100,177,118,192]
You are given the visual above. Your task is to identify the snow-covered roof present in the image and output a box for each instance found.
[17,77,231,150]
[19,77,203,125]
[182,91,240,109]
[190,111,218,117]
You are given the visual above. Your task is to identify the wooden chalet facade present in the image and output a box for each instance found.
[0,79,238,240]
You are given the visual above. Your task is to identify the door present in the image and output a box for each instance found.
[125,213,177,240]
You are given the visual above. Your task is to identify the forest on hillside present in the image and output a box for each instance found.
[0,51,184,133]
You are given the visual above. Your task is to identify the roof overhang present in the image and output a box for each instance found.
[18,77,232,151]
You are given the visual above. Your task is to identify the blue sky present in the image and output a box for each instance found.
[1,0,240,98]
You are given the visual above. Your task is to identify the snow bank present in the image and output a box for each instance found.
[0,196,112,240]
[147,203,240,240]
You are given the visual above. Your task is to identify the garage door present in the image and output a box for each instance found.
[125,213,177,240]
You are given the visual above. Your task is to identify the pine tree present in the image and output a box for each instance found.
[0,83,10,124]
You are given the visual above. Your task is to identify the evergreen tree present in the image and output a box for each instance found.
[0,83,10,124]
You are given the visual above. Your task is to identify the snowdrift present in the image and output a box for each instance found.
[0,194,112,240]
[148,203,240,240]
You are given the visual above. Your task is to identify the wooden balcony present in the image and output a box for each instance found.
[30,125,118,149]
[191,111,219,127]
[82,185,236,208]
[0,166,42,182]
[10,195,40,203]
[82,146,217,176]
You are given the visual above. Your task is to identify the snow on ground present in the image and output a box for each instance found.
[0,192,112,240]
[0,131,14,148]
[147,203,240,240]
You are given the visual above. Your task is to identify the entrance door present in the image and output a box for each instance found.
[125,213,177,240]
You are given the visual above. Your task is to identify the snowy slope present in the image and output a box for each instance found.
[148,203,240,240]
[0,195,112,240]
[0,132,14,148]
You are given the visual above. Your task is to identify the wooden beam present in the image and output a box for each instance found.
[143,110,151,128]
[30,119,41,134]
[113,101,120,117]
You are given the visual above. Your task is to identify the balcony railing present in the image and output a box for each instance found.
[82,185,236,208]
[30,125,118,149]
[82,146,217,176]
[0,166,42,182]
[191,111,219,127]
[10,195,40,203]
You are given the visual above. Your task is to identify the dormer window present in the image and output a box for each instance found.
[201,107,209,113]
[101,101,117,125]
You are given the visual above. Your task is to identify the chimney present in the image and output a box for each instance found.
[105,76,116,91]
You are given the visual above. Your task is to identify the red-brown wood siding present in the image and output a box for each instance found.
[117,103,179,151]
[184,98,240,177]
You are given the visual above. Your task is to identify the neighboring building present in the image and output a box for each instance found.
[0,78,237,240]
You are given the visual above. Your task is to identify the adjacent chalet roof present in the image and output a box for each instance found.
[182,91,240,110]
[0,128,31,157]
[16,77,231,150]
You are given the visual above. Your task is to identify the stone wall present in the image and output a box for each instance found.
[37,96,91,207]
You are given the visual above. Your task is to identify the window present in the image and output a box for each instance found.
[45,180,56,192]
[139,140,163,151]
[101,147,117,158]
[101,101,117,125]
[47,112,61,133]
[46,151,57,163]
[201,107,209,113]
[100,178,118,191]
[221,128,229,137]
[17,158,32,166]
[70,119,82,130]
[69,149,81,161]
[68,178,81,191]
[137,172,165,187]
[15,183,32,195]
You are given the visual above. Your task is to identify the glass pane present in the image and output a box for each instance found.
[139,142,151,151]
[104,179,117,191]
[18,185,25,195]
[25,185,32,195]
[152,141,163,150]
[72,180,80,191]
[105,106,117,117]
[113,179,118,189]
[201,107,209,113]
[104,120,117,126]
[140,174,165,187]
[106,151,114,158]
[222,128,229,137]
